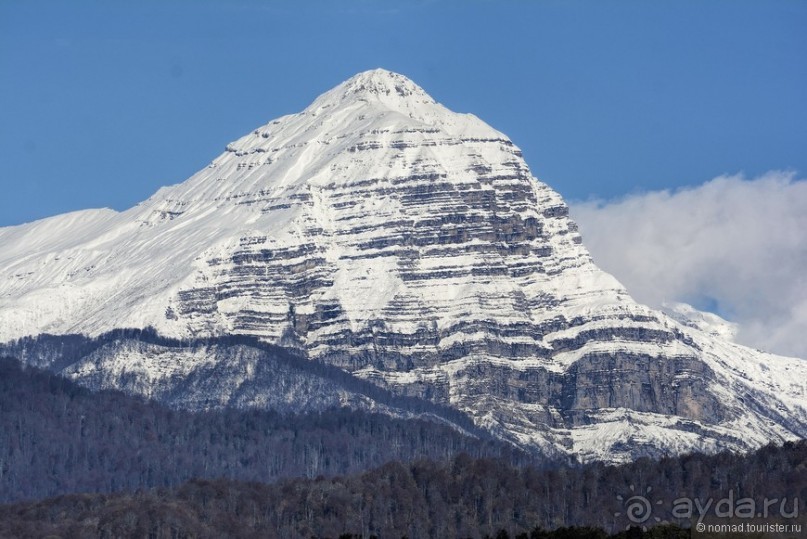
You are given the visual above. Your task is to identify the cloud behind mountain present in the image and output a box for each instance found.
[571,171,807,358]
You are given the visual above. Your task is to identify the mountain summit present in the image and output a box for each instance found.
[1,70,805,462]
[314,68,437,107]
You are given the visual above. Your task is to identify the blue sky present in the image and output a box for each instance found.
[1,0,805,227]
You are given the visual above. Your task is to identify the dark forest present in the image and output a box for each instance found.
[1,357,805,538]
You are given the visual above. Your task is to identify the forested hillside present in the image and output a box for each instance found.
[1,442,804,538]
[0,357,529,503]
[2,353,805,538]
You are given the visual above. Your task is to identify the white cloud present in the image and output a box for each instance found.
[569,171,807,359]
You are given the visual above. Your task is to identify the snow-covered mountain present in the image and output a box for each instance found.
[1,69,805,462]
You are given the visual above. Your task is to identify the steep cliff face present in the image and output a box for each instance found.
[1,69,805,462]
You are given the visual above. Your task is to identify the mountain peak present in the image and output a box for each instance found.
[203,69,500,188]
[342,69,433,99]
[3,70,805,464]
[309,68,437,111]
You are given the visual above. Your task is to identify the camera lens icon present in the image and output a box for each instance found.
[615,485,664,530]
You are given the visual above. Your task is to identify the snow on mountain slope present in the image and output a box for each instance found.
[662,302,738,341]
[1,69,805,462]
